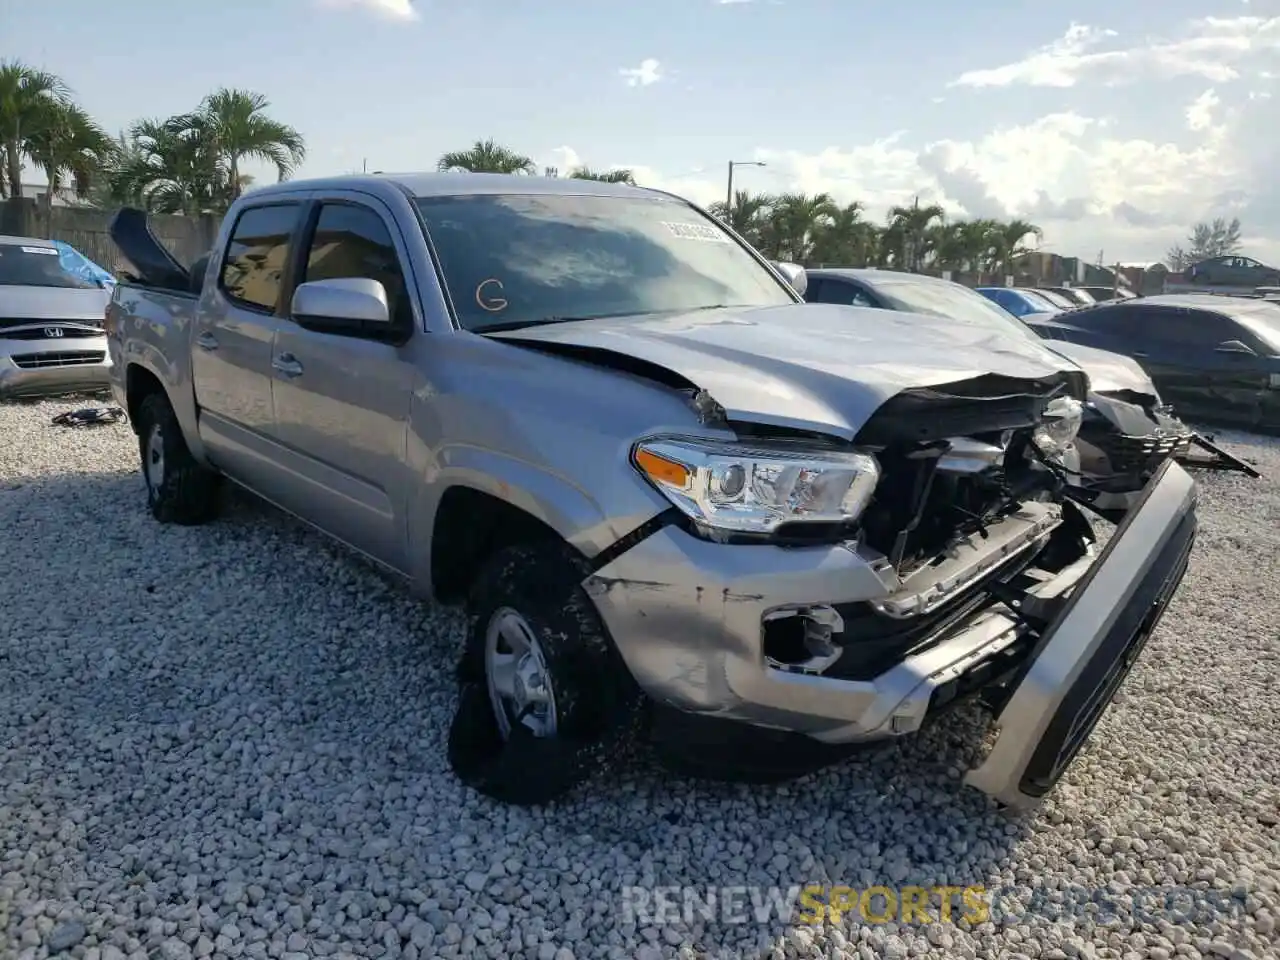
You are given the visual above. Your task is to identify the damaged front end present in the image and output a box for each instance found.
[583,361,1200,808]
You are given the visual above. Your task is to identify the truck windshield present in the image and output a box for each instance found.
[0,242,105,289]
[414,193,795,331]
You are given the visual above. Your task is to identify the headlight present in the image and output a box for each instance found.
[1033,396,1084,458]
[632,438,880,537]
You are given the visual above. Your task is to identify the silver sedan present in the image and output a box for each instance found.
[0,236,113,399]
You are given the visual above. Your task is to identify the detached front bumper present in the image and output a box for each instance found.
[587,460,1197,808]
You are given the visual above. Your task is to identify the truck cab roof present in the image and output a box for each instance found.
[242,172,660,202]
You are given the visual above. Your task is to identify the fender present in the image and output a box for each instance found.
[406,444,669,594]
[118,312,211,467]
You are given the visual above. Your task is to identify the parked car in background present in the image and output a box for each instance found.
[1039,286,1097,307]
[51,240,117,289]
[976,286,1064,318]
[1027,288,1079,311]
[0,235,113,399]
[1076,285,1136,303]
[102,175,1200,811]
[805,269,1195,515]
[1184,255,1280,288]
[1026,294,1280,433]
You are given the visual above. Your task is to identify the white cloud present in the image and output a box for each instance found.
[546,146,583,175]
[1186,88,1220,130]
[951,16,1279,88]
[316,0,419,20]
[533,17,1280,264]
[618,58,663,87]
[538,83,1280,264]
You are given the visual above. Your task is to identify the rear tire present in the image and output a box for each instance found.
[135,391,221,525]
[447,542,642,805]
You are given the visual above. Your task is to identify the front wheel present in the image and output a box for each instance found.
[135,391,221,525]
[447,542,643,805]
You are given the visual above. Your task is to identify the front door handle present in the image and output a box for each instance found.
[196,332,219,351]
[1131,351,1148,359]
[272,353,304,378]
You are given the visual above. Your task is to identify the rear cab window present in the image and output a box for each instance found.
[219,203,303,313]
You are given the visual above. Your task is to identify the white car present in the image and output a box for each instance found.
[0,235,114,399]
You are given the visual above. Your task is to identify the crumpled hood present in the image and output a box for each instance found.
[488,303,1084,440]
[0,285,110,322]
[1044,340,1158,397]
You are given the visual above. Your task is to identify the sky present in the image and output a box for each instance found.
[5,0,1280,265]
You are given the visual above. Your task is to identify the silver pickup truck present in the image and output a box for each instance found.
[105,174,1198,811]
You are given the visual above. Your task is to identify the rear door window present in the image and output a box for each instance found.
[219,203,302,312]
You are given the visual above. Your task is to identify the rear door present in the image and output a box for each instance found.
[193,200,306,492]
[267,192,421,572]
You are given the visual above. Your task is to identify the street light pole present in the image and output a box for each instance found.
[725,160,766,218]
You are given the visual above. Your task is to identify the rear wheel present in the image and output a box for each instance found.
[135,391,221,525]
[447,542,642,805]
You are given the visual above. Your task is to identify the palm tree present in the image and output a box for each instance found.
[109,118,226,215]
[887,198,946,272]
[992,219,1042,279]
[811,201,872,266]
[437,139,535,174]
[568,166,636,184]
[708,190,772,246]
[26,101,116,214]
[0,60,72,199]
[172,88,305,201]
[765,192,837,263]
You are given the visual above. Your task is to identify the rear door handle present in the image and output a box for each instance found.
[196,332,218,351]
[1131,351,1148,359]
[272,353,304,378]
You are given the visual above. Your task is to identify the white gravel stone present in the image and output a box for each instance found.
[1,398,1278,959]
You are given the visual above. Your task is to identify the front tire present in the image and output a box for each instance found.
[135,391,221,525]
[447,542,642,805]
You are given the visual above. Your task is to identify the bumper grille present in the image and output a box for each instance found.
[11,350,106,369]
[1,326,102,340]
[1086,431,1192,475]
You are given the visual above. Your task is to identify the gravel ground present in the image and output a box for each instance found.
[1,396,1278,960]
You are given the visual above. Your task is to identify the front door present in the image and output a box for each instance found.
[192,201,304,492]
[1138,310,1268,425]
[268,196,420,572]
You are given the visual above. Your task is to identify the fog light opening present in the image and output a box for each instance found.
[763,605,844,675]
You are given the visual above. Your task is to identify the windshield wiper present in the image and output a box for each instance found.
[477,305,752,334]
[476,316,601,333]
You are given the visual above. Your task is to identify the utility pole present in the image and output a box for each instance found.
[725,160,766,219]
[362,158,368,173]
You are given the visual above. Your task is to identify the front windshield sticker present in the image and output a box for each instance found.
[661,221,730,243]
[475,278,508,312]
[21,246,58,255]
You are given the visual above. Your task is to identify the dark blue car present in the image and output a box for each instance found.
[1026,294,1280,433]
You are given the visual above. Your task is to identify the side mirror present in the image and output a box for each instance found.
[290,277,391,335]
[772,261,808,296]
[1215,339,1256,355]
